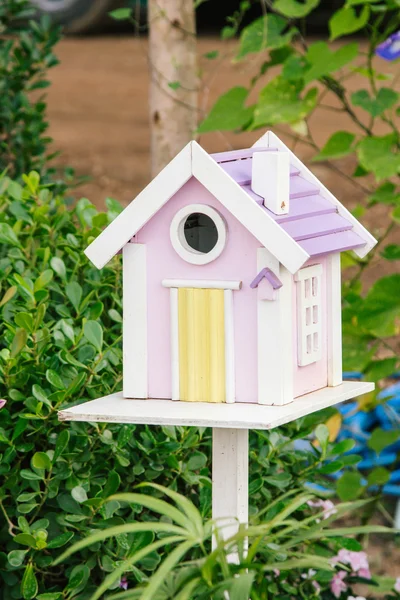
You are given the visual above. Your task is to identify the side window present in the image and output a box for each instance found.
[295,264,322,366]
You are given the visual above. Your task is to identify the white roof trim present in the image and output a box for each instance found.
[254,131,377,258]
[85,143,192,269]
[191,142,308,274]
[85,139,309,273]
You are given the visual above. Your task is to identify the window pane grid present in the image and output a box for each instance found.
[295,264,322,366]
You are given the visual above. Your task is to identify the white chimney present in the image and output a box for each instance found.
[251,151,290,215]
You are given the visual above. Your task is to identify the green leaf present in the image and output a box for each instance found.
[8,549,27,567]
[273,0,320,18]
[46,369,65,390]
[358,274,400,336]
[304,41,358,83]
[236,14,297,60]
[103,470,121,497]
[368,427,400,454]
[14,533,37,549]
[34,270,53,292]
[313,131,355,161]
[329,5,370,40]
[315,424,329,453]
[187,452,207,471]
[365,357,398,382]
[65,282,82,312]
[32,384,50,405]
[21,563,38,600]
[11,329,28,358]
[0,223,21,247]
[53,429,70,462]
[50,257,67,279]
[32,452,51,471]
[109,8,132,20]
[381,244,400,260]
[15,312,34,333]
[337,472,365,501]
[357,135,400,180]
[367,467,390,486]
[230,572,256,600]
[71,486,88,503]
[83,320,103,353]
[351,88,398,117]
[369,182,400,206]
[46,532,74,549]
[0,286,17,307]
[37,595,62,600]
[253,77,317,127]
[198,87,253,133]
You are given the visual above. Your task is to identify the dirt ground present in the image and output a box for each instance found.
[45,36,400,580]
[47,36,399,288]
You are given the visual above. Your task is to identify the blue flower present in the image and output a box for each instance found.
[376,31,400,61]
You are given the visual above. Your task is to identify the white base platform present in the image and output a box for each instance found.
[58,381,374,430]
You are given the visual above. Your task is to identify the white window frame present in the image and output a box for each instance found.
[295,264,322,367]
[170,204,227,265]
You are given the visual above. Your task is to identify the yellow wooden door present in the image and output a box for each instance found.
[178,288,225,403]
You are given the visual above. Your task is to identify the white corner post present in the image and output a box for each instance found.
[212,428,249,560]
[257,248,293,405]
[123,243,148,398]
[327,253,343,387]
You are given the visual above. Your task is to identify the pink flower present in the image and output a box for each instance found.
[273,569,280,577]
[331,550,370,577]
[0,399,6,409]
[312,580,321,591]
[358,568,371,580]
[120,576,128,590]
[331,571,348,598]
[307,498,337,520]
[395,578,400,593]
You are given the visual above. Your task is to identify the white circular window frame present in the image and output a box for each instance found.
[170,204,227,265]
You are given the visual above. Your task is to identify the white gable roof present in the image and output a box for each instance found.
[85,133,376,275]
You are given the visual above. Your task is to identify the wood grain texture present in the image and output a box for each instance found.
[59,382,375,430]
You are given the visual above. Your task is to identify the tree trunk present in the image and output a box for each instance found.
[148,0,198,177]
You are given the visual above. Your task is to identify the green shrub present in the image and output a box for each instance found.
[0,172,370,598]
[0,0,61,179]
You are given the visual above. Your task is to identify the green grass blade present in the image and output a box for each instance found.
[53,522,186,565]
[174,577,202,600]
[90,536,184,600]
[138,483,204,536]
[110,492,193,531]
[262,555,334,572]
[140,540,195,600]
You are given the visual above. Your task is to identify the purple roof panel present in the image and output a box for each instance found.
[299,230,366,257]
[213,146,366,258]
[281,213,352,241]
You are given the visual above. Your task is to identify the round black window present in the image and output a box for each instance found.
[183,212,218,254]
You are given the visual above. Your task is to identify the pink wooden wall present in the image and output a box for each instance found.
[134,176,329,403]
[135,177,260,403]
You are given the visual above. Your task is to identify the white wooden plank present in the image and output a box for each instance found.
[212,428,248,560]
[85,143,193,269]
[257,249,293,406]
[123,243,147,398]
[259,132,377,258]
[191,142,309,275]
[327,253,342,386]
[170,288,180,400]
[224,289,235,404]
[58,381,375,430]
[162,279,242,290]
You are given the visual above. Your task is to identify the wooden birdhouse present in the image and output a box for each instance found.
[83,131,376,412]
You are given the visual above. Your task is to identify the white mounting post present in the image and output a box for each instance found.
[212,428,249,561]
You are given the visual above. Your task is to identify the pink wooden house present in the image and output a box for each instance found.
[85,131,376,407]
